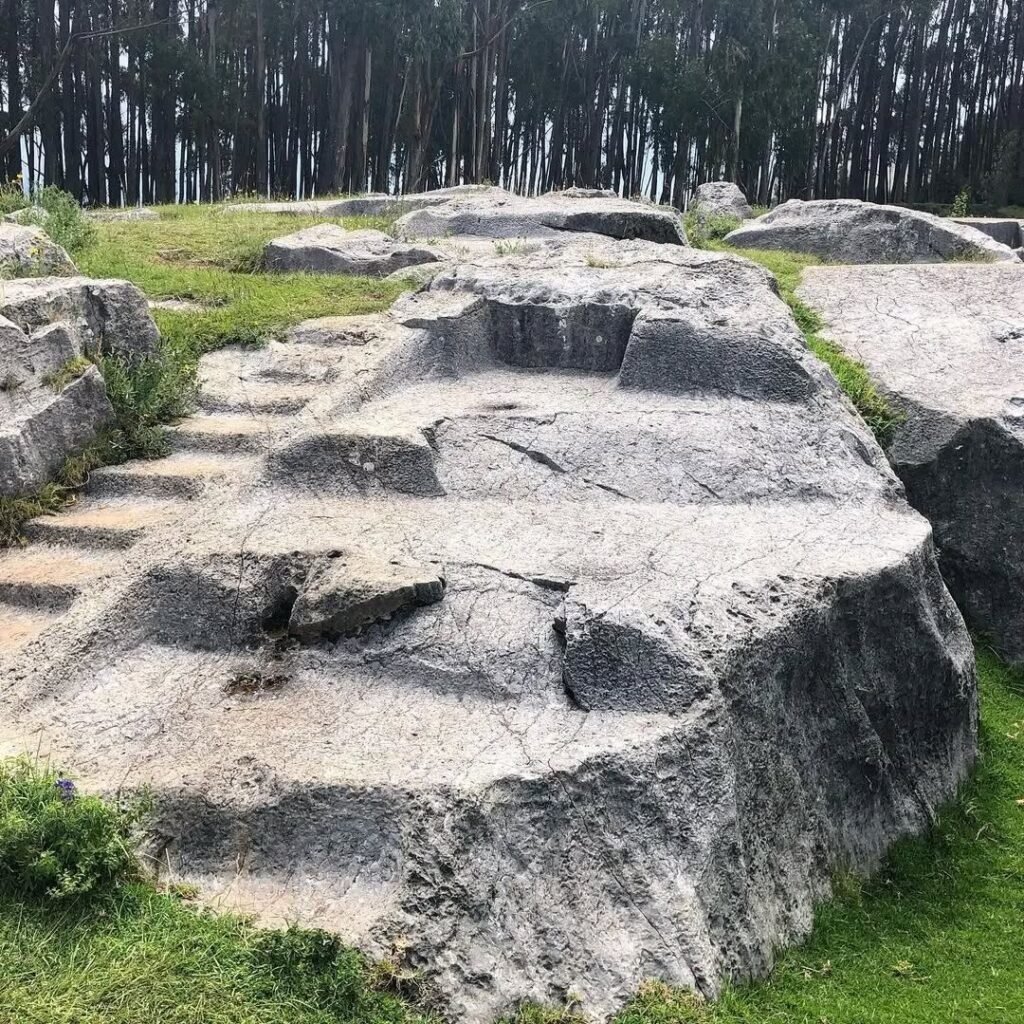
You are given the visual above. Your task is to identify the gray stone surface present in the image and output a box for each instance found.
[0,222,76,277]
[692,181,754,222]
[0,278,161,496]
[396,192,688,244]
[223,186,508,219]
[289,553,446,639]
[799,263,1024,663]
[264,225,442,277]
[0,214,976,1020]
[0,277,160,360]
[726,198,1018,263]
[952,217,1022,248]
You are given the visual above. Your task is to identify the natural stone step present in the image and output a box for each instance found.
[168,414,290,454]
[198,383,313,416]
[88,453,254,498]
[0,546,111,609]
[0,607,59,652]
[23,499,176,549]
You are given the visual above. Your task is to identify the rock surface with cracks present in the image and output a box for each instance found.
[263,225,443,277]
[726,198,1018,263]
[0,216,976,1021]
[0,222,77,277]
[0,277,159,495]
[799,262,1024,663]
[691,181,754,222]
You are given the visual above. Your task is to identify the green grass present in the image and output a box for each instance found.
[78,206,407,358]
[702,242,904,447]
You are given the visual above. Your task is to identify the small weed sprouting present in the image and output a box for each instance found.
[42,356,92,393]
[951,187,972,218]
[0,757,146,901]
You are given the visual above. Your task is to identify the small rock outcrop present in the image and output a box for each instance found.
[0,278,160,495]
[726,198,1018,263]
[799,263,1024,663]
[288,553,446,639]
[264,225,442,277]
[88,208,159,223]
[691,181,754,222]
[0,223,76,277]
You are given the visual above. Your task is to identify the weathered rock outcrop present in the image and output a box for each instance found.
[799,263,1024,663]
[691,181,754,222]
[0,278,160,495]
[0,222,76,277]
[726,198,1018,263]
[88,207,159,222]
[224,185,507,219]
[264,225,442,277]
[395,190,687,244]
[0,205,976,1021]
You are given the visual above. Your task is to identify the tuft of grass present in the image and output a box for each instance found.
[0,758,143,901]
[684,212,742,248]
[42,356,92,392]
[2,185,97,256]
[708,242,904,446]
[0,484,74,548]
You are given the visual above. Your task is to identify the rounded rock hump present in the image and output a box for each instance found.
[691,180,755,222]
[725,198,1019,264]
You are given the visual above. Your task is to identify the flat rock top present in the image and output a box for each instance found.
[798,264,1024,426]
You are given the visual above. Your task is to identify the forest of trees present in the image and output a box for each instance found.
[1,0,1022,211]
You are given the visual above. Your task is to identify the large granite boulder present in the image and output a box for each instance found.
[726,198,1018,263]
[692,181,754,222]
[0,222,76,277]
[0,207,977,1021]
[395,191,688,244]
[799,263,1024,663]
[0,278,160,496]
[263,225,442,277]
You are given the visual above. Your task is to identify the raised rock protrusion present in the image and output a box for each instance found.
[0,223,76,277]
[691,181,755,222]
[726,199,1018,264]
[289,553,446,640]
[264,225,442,277]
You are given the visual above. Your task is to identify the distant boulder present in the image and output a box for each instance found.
[726,198,1018,263]
[691,181,754,222]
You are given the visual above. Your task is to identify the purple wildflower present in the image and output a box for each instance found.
[55,777,76,803]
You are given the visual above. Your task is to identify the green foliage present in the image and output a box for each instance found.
[0,759,141,901]
[43,356,92,393]
[3,185,97,256]
[684,212,741,248]
[951,187,972,218]
[0,484,74,548]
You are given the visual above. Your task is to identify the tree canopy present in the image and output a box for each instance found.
[2,0,1022,209]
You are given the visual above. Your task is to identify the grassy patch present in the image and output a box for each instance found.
[78,206,407,357]
[704,241,904,446]
[0,184,97,257]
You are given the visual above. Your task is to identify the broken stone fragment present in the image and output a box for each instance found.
[288,553,446,640]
